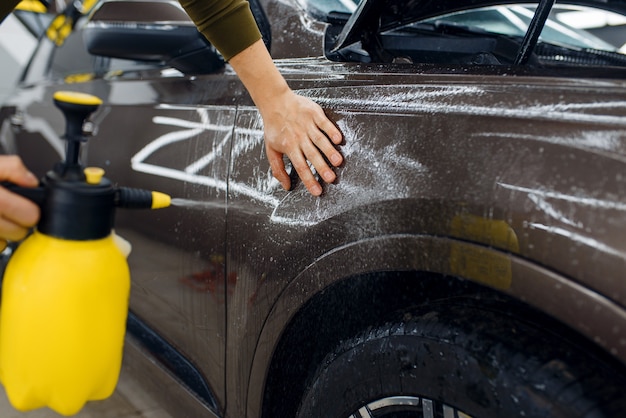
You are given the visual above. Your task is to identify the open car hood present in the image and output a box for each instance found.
[333,0,626,51]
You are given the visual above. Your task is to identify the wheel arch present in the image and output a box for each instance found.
[248,233,626,417]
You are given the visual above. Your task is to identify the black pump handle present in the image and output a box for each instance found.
[52,91,102,174]
[0,182,45,206]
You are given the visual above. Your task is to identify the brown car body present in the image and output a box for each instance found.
[2,0,626,416]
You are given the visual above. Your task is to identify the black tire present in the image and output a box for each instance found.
[296,303,626,418]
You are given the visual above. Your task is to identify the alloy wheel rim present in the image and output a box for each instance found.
[349,396,473,418]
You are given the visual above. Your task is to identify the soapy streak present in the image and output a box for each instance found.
[501,182,625,257]
[497,182,626,211]
[528,194,583,229]
[476,131,625,155]
[320,97,626,125]
[529,222,624,259]
[131,109,282,212]
[311,86,626,125]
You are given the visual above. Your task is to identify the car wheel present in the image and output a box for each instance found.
[296,303,626,418]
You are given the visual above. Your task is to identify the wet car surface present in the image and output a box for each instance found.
[2,0,626,417]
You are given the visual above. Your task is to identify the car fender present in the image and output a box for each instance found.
[246,232,626,417]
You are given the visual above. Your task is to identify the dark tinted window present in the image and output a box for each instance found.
[48,26,96,80]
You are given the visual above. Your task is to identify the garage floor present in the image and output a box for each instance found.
[0,365,173,418]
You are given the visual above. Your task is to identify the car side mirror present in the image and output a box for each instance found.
[83,0,224,75]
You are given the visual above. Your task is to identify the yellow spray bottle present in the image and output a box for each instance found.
[0,91,170,416]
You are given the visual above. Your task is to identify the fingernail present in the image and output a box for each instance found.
[330,154,342,165]
[322,170,335,182]
[311,185,322,196]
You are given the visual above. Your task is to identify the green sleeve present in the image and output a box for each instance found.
[0,0,21,23]
[178,0,262,61]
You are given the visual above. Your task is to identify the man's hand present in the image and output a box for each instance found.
[263,90,343,196]
[0,156,40,244]
[228,40,344,196]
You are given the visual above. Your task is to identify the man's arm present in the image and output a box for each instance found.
[178,0,344,195]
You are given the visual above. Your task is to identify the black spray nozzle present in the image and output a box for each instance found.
[116,187,171,210]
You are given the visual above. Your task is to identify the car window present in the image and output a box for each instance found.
[422,5,621,52]
[303,0,358,20]
[48,24,97,81]
[322,1,626,68]
[312,0,626,50]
